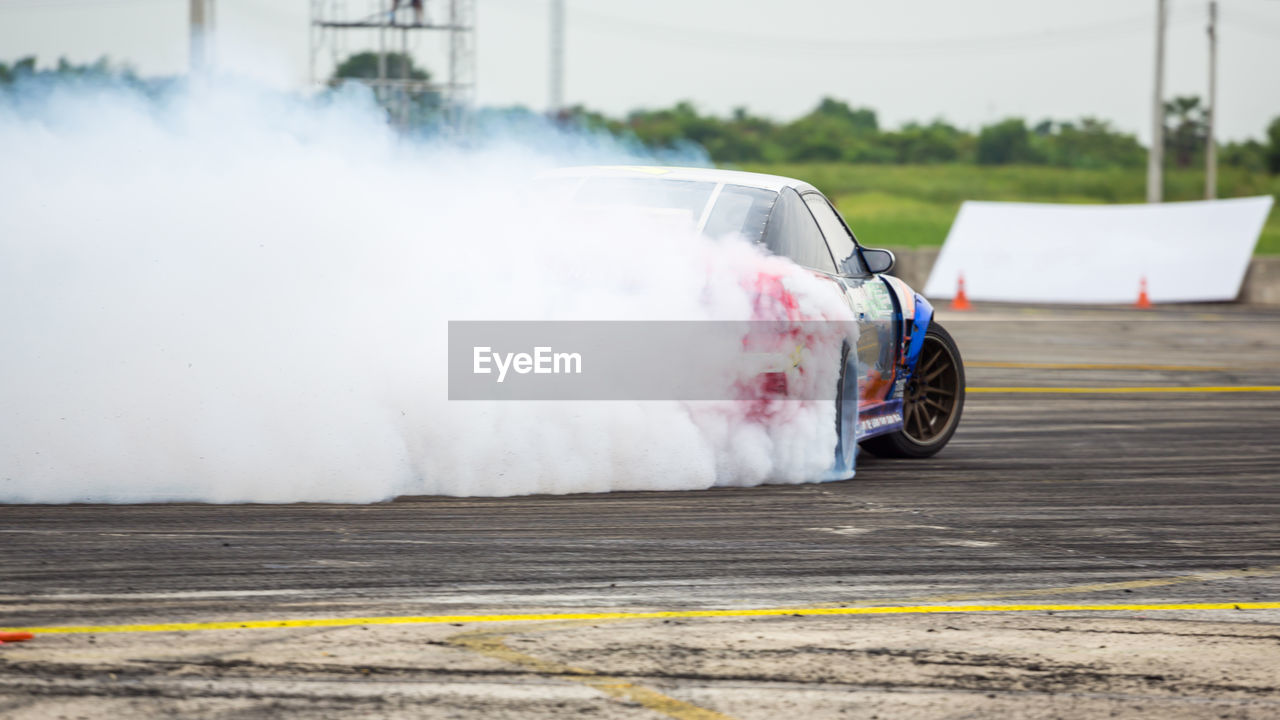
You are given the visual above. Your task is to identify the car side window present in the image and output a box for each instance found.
[802,193,864,276]
[761,188,837,273]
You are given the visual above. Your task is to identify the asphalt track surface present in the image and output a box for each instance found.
[3,304,1280,719]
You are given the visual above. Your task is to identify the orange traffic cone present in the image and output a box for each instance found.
[0,632,34,644]
[1135,276,1152,309]
[951,273,972,311]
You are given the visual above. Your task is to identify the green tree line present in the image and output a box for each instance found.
[561,95,1280,174]
[6,54,1280,175]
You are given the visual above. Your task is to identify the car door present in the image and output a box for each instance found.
[799,192,898,416]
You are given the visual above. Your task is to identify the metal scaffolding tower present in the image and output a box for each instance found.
[309,0,475,127]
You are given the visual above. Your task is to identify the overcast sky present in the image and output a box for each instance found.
[1,0,1278,142]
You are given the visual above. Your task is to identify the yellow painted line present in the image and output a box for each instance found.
[968,361,1228,372]
[922,565,1280,603]
[7,602,1280,636]
[451,630,733,720]
[439,565,1280,719]
[969,386,1280,394]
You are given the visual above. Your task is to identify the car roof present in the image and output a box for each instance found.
[539,165,818,194]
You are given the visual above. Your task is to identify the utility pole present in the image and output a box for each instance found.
[1147,0,1167,204]
[377,1,388,107]
[1205,0,1218,200]
[189,0,212,74]
[549,0,564,114]
[448,0,460,110]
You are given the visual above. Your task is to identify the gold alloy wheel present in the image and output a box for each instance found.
[902,333,962,445]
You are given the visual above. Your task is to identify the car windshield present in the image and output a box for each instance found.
[557,176,779,243]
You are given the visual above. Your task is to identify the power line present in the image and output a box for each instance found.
[1220,5,1280,33]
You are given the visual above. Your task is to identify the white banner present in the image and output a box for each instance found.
[923,196,1274,304]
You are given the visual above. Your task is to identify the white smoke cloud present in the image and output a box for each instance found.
[0,78,855,503]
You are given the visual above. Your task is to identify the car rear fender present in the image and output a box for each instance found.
[880,275,934,378]
[904,293,934,376]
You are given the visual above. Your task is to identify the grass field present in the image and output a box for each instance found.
[737,163,1280,254]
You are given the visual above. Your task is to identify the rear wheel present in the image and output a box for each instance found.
[861,322,964,459]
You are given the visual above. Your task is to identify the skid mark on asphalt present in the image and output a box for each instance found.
[447,622,734,720]
[967,361,1232,371]
[806,525,873,536]
[9,569,1280,720]
[7,602,1280,636]
[918,565,1280,604]
[8,566,1280,638]
[439,567,1271,720]
[969,385,1280,393]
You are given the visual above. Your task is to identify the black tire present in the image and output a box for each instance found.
[860,322,965,459]
[832,342,852,474]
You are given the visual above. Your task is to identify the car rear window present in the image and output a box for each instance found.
[703,185,778,243]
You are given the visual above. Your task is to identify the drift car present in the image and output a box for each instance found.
[542,166,965,471]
